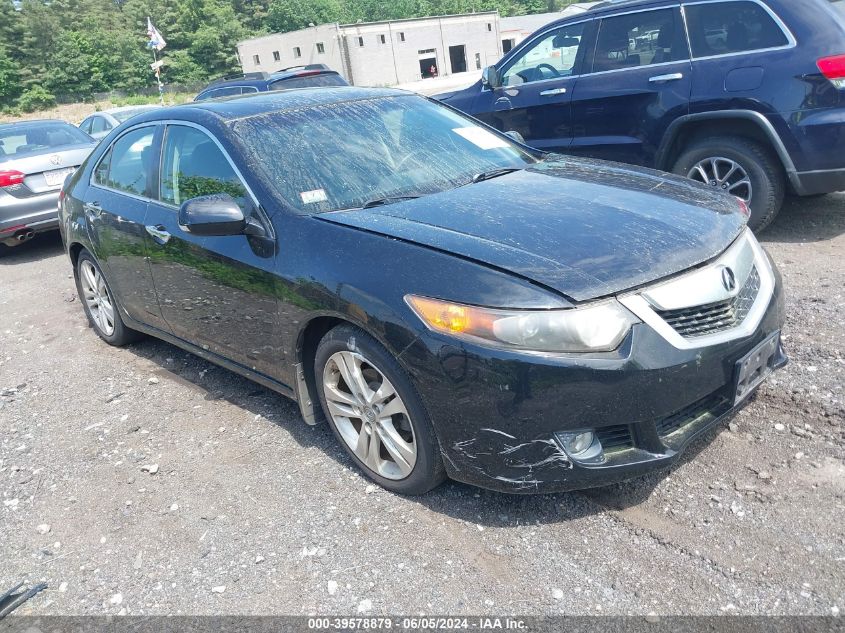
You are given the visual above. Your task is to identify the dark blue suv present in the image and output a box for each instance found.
[436,0,845,230]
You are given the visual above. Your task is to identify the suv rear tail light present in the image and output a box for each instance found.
[0,169,25,188]
[817,54,845,89]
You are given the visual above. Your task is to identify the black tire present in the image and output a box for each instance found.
[74,250,143,346]
[314,324,446,495]
[672,136,785,232]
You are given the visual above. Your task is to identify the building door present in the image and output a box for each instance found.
[449,44,467,74]
[419,51,438,78]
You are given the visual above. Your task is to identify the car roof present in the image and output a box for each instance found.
[102,105,161,115]
[150,86,409,123]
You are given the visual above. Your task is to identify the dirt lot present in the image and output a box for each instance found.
[0,195,843,616]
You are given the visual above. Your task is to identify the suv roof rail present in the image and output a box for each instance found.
[208,71,269,86]
[274,64,331,74]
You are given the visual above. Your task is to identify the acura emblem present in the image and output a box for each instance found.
[49,154,61,166]
[721,266,737,292]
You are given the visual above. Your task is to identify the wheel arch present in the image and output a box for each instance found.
[656,111,801,193]
[68,241,87,271]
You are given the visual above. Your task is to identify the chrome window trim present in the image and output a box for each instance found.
[680,0,797,61]
[618,229,775,350]
[89,123,158,199]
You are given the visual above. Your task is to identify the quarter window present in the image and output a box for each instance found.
[159,126,248,210]
[501,22,585,86]
[593,9,686,73]
[684,1,789,58]
[94,127,155,196]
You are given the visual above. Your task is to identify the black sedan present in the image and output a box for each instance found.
[58,88,786,494]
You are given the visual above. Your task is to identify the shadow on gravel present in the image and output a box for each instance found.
[0,231,64,264]
[759,194,845,244]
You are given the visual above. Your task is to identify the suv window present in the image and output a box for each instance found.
[684,1,789,58]
[93,126,155,196]
[593,9,686,73]
[159,125,248,209]
[501,22,586,86]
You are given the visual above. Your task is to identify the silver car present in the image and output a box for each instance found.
[1,120,95,248]
[79,106,162,141]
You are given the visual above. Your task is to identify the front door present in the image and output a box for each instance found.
[142,124,281,377]
[569,7,691,166]
[472,21,590,152]
[84,124,166,329]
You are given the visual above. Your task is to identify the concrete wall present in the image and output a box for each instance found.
[500,12,563,51]
[237,13,502,86]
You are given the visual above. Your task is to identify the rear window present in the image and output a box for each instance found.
[0,123,91,158]
[684,1,789,58]
[269,73,347,90]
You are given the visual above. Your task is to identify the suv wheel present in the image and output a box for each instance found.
[75,250,142,346]
[672,136,785,232]
[314,324,446,495]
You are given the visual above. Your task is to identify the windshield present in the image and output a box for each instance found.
[112,107,157,123]
[0,122,91,158]
[232,95,536,213]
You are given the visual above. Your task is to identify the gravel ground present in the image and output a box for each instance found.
[0,195,843,616]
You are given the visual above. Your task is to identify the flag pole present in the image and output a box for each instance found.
[152,48,163,105]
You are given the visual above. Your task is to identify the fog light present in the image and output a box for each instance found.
[555,430,603,462]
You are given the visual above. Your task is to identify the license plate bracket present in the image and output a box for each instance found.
[734,330,780,405]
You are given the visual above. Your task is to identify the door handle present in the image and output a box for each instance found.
[145,224,171,245]
[540,87,567,96]
[83,202,102,218]
[649,72,684,83]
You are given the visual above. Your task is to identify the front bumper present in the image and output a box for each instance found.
[0,188,61,242]
[401,267,787,494]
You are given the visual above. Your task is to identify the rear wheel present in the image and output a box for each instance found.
[314,324,446,495]
[672,136,785,232]
[75,250,142,346]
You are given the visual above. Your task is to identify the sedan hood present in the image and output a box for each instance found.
[318,157,747,302]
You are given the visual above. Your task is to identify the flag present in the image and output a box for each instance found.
[146,17,166,51]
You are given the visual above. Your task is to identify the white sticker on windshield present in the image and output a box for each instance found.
[300,188,328,204]
[452,127,510,150]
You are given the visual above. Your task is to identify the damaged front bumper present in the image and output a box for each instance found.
[400,266,787,494]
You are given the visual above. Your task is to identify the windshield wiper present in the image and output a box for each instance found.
[361,195,421,209]
[470,167,522,184]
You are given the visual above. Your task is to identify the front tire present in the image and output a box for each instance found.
[314,325,446,495]
[75,250,142,346]
[672,136,785,232]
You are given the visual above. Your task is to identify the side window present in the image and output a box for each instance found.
[592,9,686,73]
[159,126,248,210]
[93,126,155,196]
[80,118,93,134]
[91,116,108,134]
[501,22,586,86]
[684,1,789,58]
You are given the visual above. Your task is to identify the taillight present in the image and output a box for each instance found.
[817,54,845,89]
[0,169,25,188]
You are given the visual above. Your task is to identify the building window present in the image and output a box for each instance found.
[358,36,364,47]
[272,50,280,61]
[475,52,481,69]
[316,42,325,54]
[487,23,492,32]
[399,32,406,42]
[293,46,301,58]
[253,54,260,65]
[380,34,386,44]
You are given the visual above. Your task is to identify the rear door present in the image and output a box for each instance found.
[471,20,593,151]
[84,124,167,329]
[569,6,692,166]
[143,123,280,376]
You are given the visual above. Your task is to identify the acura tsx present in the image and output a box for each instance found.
[58,87,787,494]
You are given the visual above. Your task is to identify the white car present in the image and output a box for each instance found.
[78,106,162,141]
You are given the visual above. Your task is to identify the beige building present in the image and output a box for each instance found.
[237,12,505,86]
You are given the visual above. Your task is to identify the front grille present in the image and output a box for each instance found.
[596,424,633,452]
[655,266,760,338]
[656,392,730,437]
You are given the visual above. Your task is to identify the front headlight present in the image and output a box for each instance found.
[405,295,637,352]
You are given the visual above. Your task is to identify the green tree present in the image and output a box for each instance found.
[0,46,22,107]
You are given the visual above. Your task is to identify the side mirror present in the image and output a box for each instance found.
[179,193,247,236]
[504,130,525,144]
[481,65,501,89]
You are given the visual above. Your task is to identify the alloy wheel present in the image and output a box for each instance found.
[687,157,753,202]
[322,350,417,480]
[80,260,116,336]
